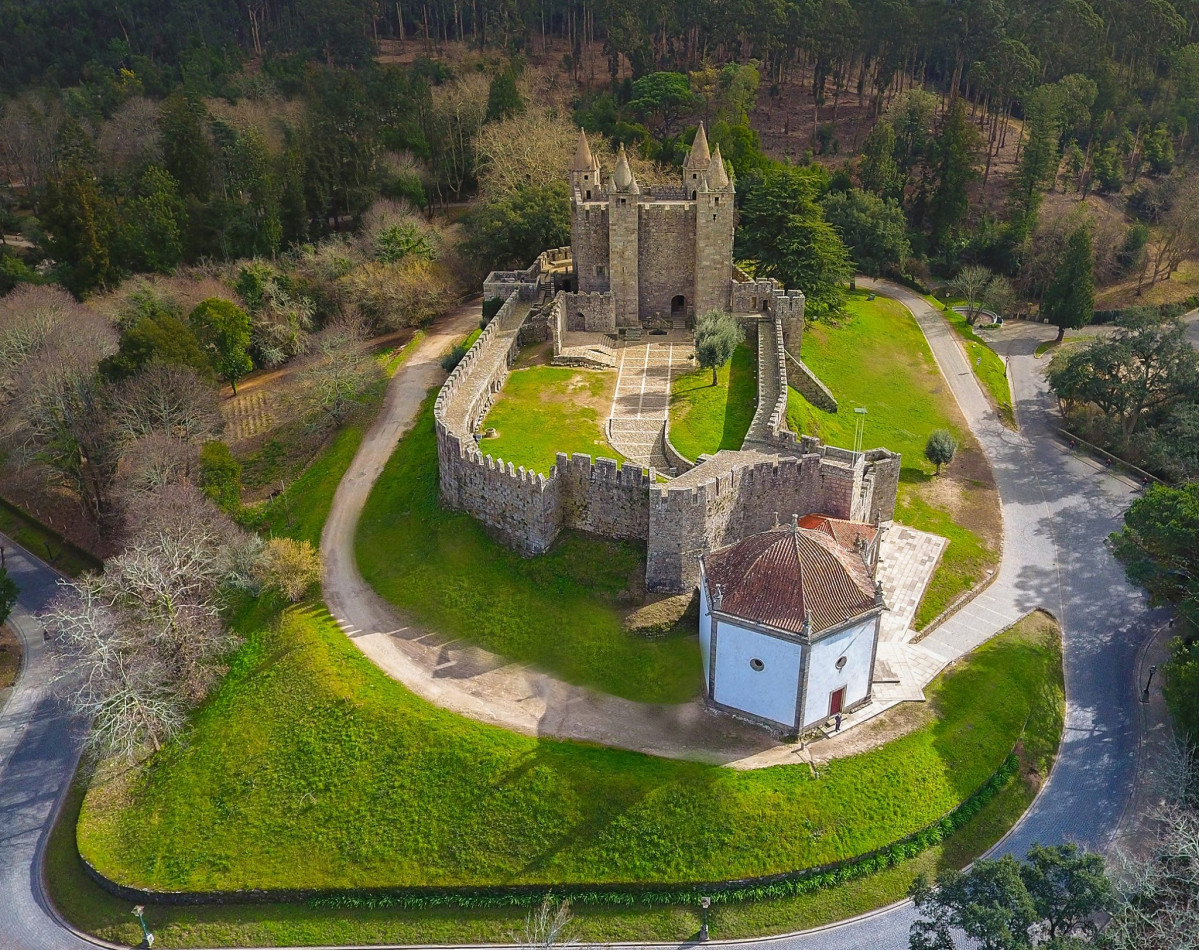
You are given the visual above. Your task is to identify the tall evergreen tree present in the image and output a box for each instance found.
[923,99,978,251]
[859,119,902,200]
[1042,226,1094,342]
[159,94,213,202]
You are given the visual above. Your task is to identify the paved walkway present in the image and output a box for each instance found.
[606,334,690,469]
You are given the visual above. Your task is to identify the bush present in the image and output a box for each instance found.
[199,441,242,513]
[1163,638,1199,745]
[441,342,470,373]
[254,537,322,602]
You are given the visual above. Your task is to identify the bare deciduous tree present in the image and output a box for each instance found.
[44,485,250,759]
[111,362,224,445]
[1105,742,1199,950]
[96,96,161,175]
[295,318,383,426]
[519,898,576,950]
[1,287,121,528]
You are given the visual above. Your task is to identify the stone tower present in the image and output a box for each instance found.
[694,143,735,316]
[570,128,600,201]
[684,121,710,199]
[607,145,641,327]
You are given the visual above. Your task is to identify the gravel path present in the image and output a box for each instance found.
[0,282,1163,949]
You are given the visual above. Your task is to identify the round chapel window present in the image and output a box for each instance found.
[749,658,765,672]
[836,656,848,671]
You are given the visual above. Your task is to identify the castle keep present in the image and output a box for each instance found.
[567,123,735,329]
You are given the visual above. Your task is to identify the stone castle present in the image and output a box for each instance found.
[433,127,900,593]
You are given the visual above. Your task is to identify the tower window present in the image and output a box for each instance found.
[620,197,626,205]
[586,190,591,199]
[596,265,605,277]
[713,214,718,221]
[714,197,719,205]
[692,191,697,200]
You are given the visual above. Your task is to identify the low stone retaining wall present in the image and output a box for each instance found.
[786,352,839,413]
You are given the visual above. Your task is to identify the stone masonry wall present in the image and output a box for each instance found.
[556,453,652,540]
[572,204,610,293]
[637,203,696,319]
[563,291,615,332]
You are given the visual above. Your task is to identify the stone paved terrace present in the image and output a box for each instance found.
[606,332,692,468]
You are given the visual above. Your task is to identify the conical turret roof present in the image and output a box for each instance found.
[707,144,730,190]
[572,129,598,171]
[686,122,711,169]
[613,144,638,192]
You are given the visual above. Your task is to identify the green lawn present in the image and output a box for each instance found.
[377,329,425,376]
[668,341,757,460]
[357,392,696,703]
[481,363,620,475]
[240,420,372,549]
[0,497,100,576]
[76,600,1062,899]
[786,292,999,627]
[922,295,1014,428]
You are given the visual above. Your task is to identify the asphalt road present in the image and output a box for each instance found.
[0,285,1162,950]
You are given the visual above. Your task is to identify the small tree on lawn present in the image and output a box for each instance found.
[925,429,957,474]
[199,441,242,513]
[189,298,254,395]
[949,265,992,325]
[694,310,743,386]
[0,566,17,626]
[1042,226,1095,342]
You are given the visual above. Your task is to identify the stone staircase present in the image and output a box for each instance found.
[608,417,671,472]
[554,332,619,369]
[671,314,687,331]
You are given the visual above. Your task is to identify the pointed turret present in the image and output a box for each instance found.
[612,144,639,193]
[707,144,730,191]
[686,122,711,170]
[572,129,597,172]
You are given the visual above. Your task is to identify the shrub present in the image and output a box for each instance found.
[441,342,470,373]
[254,537,322,602]
[198,441,242,513]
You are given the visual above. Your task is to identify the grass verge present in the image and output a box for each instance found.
[921,295,1014,428]
[786,291,1000,628]
[668,341,757,460]
[357,392,696,703]
[378,329,425,376]
[0,497,100,576]
[73,604,1061,904]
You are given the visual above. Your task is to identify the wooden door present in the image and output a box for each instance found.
[829,687,846,717]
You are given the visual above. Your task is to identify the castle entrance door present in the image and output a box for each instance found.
[671,295,686,317]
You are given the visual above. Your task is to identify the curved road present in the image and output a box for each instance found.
[0,282,1161,949]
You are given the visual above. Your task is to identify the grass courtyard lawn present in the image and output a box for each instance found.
[668,341,757,460]
[74,599,1062,905]
[787,291,1000,628]
[358,391,695,703]
[481,345,622,474]
[0,497,100,576]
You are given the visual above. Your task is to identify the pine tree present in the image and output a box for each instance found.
[924,99,978,252]
[858,119,901,200]
[1042,227,1094,342]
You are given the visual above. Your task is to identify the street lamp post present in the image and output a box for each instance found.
[132,905,154,948]
[699,896,711,942]
[1141,664,1157,704]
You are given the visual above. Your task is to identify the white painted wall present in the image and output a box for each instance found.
[697,578,712,686]
[713,621,803,727]
[800,616,878,729]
